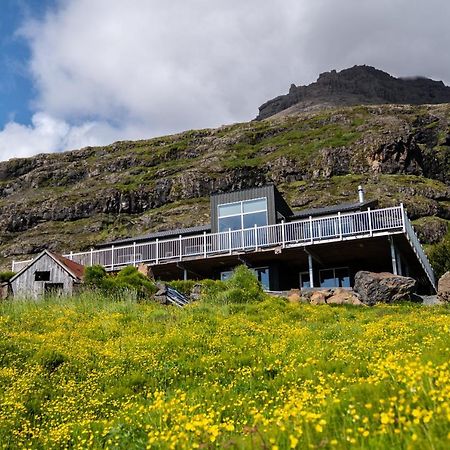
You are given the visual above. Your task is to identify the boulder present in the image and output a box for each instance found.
[326,288,363,306]
[287,289,301,303]
[437,272,450,303]
[137,264,154,280]
[354,271,417,305]
[309,290,328,305]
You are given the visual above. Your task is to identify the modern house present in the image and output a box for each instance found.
[12,185,436,293]
[10,250,85,299]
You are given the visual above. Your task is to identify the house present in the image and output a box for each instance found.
[10,250,85,299]
[11,185,436,294]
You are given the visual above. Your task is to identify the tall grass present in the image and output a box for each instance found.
[0,292,449,449]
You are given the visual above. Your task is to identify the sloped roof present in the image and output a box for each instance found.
[10,250,85,282]
[290,199,378,220]
[97,224,211,248]
[50,252,85,280]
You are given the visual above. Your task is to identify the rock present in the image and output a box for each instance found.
[437,272,450,303]
[326,288,363,306]
[137,263,152,279]
[257,65,450,120]
[190,283,203,301]
[287,289,302,303]
[0,282,9,300]
[354,271,417,305]
[309,290,328,305]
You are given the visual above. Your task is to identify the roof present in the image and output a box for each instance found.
[10,250,85,282]
[290,199,378,220]
[50,252,85,280]
[97,224,211,248]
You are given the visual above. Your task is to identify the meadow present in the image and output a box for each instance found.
[0,291,449,449]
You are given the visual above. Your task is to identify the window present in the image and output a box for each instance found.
[218,198,268,232]
[319,267,350,288]
[299,272,311,288]
[35,271,50,281]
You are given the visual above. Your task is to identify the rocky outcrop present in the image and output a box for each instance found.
[437,272,450,303]
[354,271,417,305]
[257,65,450,120]
[302,288,363,306]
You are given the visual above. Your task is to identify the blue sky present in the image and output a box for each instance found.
[0,0,55,127]
[0,0,449,162]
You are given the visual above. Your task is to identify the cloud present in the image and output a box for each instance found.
[1,0,450,161]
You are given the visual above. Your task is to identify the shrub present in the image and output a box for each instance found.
[428,233,450,279]
[168,280,197,296]
[0,271,15,283]
[209,265,265,304]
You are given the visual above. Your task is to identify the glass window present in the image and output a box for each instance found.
[218,202,241,217]
[217,198,267,232]
[300,272,311,288]
[243,198,267,213]
[220,271,233,282]
[319,269,336,288]
[254,267,270,290]
[218,216,242,232]
[335,268,351,287]
[243,211,267,229]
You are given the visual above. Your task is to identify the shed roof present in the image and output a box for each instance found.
[10,250,85,282]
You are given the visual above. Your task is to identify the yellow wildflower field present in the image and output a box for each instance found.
[0,294,449,449]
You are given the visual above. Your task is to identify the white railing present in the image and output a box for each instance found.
[11,205,435,288]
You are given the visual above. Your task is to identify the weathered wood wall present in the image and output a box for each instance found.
[11,253,75,299]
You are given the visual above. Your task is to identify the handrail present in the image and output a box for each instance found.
[10,205,435,289]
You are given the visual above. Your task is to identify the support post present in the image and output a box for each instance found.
[132,242,136,266]
[254,224,258,251]
[281,220,286,248]
[228,228,232,255]
[155,239,159,265]
[308,253,314,288]
[338,212,343,240]
[179,235,183,261]
[309,216,314,244]
[367,208,373,237]
[389,236,398,275]
[90,248,94,266]
[11,261,15,272]
[203,231,207,257]
[400,203,406,232]
[111,246,114,271]
[70,251,73,260]
[184,268,188,281]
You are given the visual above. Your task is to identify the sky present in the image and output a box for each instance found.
[0,0,449,162]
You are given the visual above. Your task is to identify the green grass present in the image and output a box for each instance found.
[0,291,449,449]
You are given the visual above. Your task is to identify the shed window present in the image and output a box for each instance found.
[35,271,50,281]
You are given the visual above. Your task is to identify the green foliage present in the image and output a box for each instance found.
[0,295,449,448]
[428,233,450,278]
[210,265,265,304]
[0,271,15,282]
[84,265,156,298]
[167,280,197,296]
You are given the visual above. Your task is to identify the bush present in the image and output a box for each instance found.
[168,280,197,296]
[0,271,15,283]
[84,265,156,298]
[207,265,265,304]
[428,232,450,279]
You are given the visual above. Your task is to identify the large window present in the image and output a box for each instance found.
[218,198,268,232]
[319,267,350,288]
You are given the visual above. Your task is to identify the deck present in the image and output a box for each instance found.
[12,205,436,288]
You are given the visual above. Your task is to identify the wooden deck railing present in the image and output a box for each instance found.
[11,205,436,288]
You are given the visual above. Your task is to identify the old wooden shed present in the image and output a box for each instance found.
[10,250,85,299]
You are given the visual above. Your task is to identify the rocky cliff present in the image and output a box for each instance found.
[257,66,450,120]
[0,103,449,272]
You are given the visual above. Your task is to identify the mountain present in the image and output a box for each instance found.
[257,65,450,120]
[1,102,449,273]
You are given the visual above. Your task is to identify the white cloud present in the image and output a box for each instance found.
[1,0,450,161]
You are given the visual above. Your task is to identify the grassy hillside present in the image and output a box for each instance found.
[0,104,449,272]
[0,293,449,449]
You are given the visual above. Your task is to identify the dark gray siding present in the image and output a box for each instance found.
[210,185,277,233]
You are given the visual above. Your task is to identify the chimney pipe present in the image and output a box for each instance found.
[358,185,365,204]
